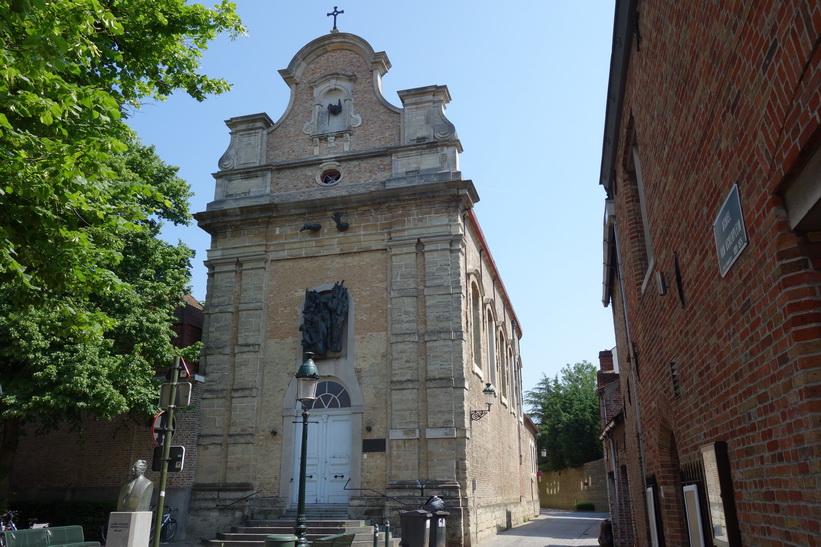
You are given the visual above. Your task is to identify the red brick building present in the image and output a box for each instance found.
[10,296,204,539]
[598,349,635,547]
[599,1,820,546]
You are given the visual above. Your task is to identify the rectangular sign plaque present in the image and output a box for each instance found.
[714,184,748,277]
[159,382,192,408]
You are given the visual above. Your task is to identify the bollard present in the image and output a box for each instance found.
[373,523,379,547]
[384,519,390,547]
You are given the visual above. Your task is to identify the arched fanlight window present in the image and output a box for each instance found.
[297,381,351,410]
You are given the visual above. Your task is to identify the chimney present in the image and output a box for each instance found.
[599,349,614,372]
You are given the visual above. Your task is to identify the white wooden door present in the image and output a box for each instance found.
[323,413,352,503]
[292,412,352,504]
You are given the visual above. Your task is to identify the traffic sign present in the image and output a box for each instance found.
[151,411,177,445]
[152,445,185,472]
[159,382,192,408]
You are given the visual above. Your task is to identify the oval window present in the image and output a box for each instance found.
[320,170,342,186]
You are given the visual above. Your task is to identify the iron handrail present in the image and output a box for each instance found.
[216,490,266,507]
[343,479,428,507]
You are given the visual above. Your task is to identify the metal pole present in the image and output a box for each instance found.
[152,356,179,547]
[373,523,379,547]
[384,519,390,547]
[294,406,310,546]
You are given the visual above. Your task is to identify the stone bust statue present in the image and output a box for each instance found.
[117,460,154,512]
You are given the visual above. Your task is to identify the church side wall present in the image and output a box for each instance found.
[460,218,539,545]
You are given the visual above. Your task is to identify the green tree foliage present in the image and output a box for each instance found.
[0,1,242,490]
[0,0,243,309]
[0,137,196,485]
[525,361,603,471]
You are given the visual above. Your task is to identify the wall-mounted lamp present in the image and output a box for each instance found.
[365,425,372,432]
[470,383,495,422]
[271,429,278,436]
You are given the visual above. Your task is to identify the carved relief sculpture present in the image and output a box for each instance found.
[299,281,349,356]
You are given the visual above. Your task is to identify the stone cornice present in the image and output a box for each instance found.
[195,175,478,234]
[211,139,463,180]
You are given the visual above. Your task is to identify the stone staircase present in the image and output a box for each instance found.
[200,506,400,546]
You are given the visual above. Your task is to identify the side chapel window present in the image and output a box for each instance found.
[486,309,497,386]
[471,284,482,370]
[499,331,508,400]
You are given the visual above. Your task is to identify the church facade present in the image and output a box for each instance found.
[189,31,538,546]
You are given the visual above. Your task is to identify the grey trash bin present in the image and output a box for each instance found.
[265,534,297,547]
[429,511,449,547]
[399,509,431,547]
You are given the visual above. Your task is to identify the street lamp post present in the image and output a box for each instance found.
[294,353,319,547]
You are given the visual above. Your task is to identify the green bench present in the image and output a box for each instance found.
[3,526,100,547]
[311,532,356,546]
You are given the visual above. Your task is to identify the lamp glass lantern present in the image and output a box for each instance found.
[295,353,319,403]
[482,382,495,410]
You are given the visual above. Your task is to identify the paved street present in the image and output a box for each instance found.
[170,509,608,547]
[475,510,608,547]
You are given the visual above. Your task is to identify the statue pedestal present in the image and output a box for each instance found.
[107,511,152,547]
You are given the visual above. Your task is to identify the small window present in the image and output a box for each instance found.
[315,162,344,186]
[670,359,681,399]
[320,169,342,186]
[303,381,351,409]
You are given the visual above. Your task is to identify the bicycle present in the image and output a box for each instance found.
[157,506,178,543]
[0,511,44,547]
[0,510,18,547]
[100,506,177,544]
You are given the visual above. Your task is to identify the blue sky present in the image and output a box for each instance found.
[127,1,617,396]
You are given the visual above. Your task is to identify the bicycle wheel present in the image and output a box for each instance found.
[160,519,177,542]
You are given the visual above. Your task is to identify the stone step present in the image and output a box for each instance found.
[200,516,401,547]
[245,519,363,528]
[232,525,372,535]
[280,511,350,520]
[202,531,399,547]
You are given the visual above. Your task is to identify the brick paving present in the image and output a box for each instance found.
[475,510,608,547]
